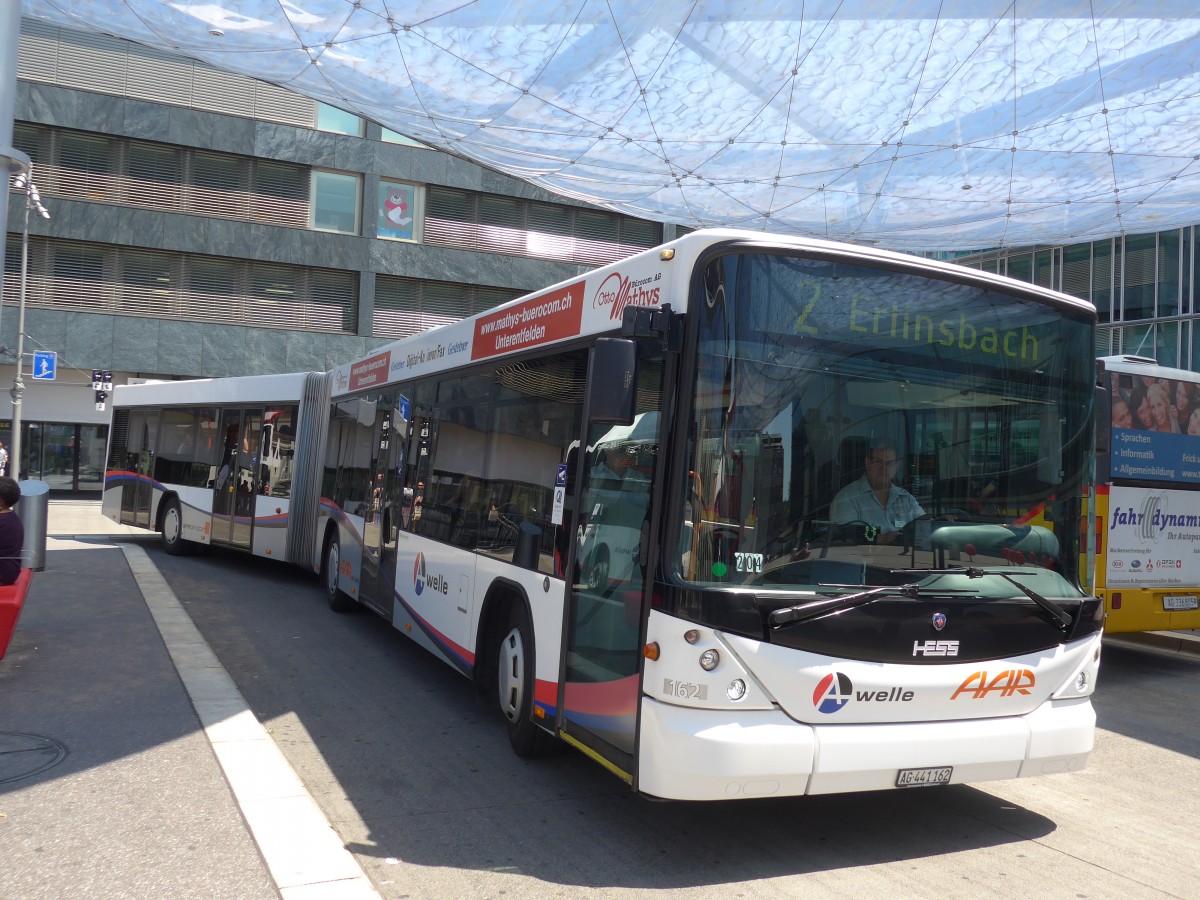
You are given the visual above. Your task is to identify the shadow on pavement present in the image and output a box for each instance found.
[143,543,1060,893]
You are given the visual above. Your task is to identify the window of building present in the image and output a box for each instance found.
[1062,244,1090,302]
[316,102,364,136]
[126,143,181,208]
[424,186,661,265]
[1033,248,1056,289]
[1185,228,1195,317]
[254,161,309,228]
[5,235,357,333]
[1092,239,1114,323]
[1006,253,1033,283]
[186,256,240,318]
[191,151,248,218]
[248,264,299,328]
[380,127,427,148]
[50,242,108,310]
[373,274,520,339]
[1156,320,1180,368]
[377,180,420,241]
[1159,229,1182,319]
[57,133,112,200]
[1122,233,1156,321]
[1121,323,1154,358]
[311,169,360,234]
[122,249,176,315]
[12,122,43,163]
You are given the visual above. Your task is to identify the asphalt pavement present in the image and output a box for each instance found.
[0,500,1196,900]
[0,501,378,899]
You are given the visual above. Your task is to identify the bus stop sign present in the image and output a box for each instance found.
[32,351,57,381]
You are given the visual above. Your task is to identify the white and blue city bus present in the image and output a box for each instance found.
[107,229,1102,800]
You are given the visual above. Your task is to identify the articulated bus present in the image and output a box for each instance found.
[1095,355,1200,632]
[105,229,1103,800]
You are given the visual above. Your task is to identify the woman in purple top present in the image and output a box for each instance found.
[0,477,25,584]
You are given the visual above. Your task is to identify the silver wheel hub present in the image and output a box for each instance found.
[326,543,340,595]
[498,626,525,724]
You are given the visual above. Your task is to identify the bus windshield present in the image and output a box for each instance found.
[676,251,1095,600]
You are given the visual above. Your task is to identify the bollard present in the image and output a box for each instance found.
[17,479,49,571]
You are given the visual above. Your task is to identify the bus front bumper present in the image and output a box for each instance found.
[636,695,1095,801]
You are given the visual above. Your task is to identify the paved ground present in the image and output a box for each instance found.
[0,500,378,899]
[1,499,1196,900]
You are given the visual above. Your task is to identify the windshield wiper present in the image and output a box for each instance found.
[769,583,920,629]
[897,566,1073,631]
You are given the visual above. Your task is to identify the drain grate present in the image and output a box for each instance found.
[0,732,69,785]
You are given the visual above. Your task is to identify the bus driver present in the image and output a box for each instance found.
[830,439,924,544]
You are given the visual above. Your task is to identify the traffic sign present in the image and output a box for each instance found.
[32,351,57,380]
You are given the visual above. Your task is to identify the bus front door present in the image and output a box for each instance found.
[560,420,655,779]
[211,408,262,550]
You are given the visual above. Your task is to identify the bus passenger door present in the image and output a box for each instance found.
[359,396,400,615]
[211,408,261,550]
[120,410,158,528]
[561,355,662,777]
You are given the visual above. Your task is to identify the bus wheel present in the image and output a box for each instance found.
[585,546,609,592]
[497,603,558,757]
[323,535,356,613]
[161,498,191,556]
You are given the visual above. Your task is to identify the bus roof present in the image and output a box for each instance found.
[1099,355,1200,384]
[112,372,314,409]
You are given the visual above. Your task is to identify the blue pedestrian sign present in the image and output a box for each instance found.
[32,351,57,381]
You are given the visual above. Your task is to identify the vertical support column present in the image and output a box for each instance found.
[0,0,23,241]
[358,269,375,337]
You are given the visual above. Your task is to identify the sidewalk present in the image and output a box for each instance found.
[0,500,379,899]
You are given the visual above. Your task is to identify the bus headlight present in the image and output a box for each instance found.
[699,649,720,671]
[1074,671,1088,693]
[727,679,747,701]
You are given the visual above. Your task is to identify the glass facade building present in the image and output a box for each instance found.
[951,229,1200,371]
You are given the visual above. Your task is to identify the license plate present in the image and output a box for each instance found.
[896,766,952,788]
[1164,595,1199,611]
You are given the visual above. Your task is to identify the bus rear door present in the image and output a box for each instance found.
[120,409,159,528]
[211,408,262,550]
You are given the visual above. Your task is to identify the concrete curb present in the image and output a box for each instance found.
[119,543,382,900]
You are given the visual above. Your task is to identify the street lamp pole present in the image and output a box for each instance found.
[8,168,50,481]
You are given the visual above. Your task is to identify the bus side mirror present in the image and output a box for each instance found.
[589,338,638,425]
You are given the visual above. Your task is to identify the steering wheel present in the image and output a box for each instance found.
[834,519,881,544]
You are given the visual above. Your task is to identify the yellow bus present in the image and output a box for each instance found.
[1095,355,1200,633]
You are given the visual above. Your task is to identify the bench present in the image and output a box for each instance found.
[0,568,34,661]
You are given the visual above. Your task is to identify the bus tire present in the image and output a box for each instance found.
[497,602,559,757]
[584,546,609,593]
[161,497,191,556]
[323,534,356,613]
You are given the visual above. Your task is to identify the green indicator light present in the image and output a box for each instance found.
[712,561,728,578]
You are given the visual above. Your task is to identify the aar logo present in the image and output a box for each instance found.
[812,672,853,714]
[951,669,1036,700]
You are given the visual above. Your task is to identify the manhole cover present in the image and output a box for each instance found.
[0,732,69,785]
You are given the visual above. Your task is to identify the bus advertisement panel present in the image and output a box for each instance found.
[1107,368,1200,484]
